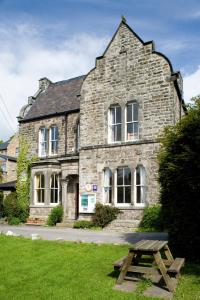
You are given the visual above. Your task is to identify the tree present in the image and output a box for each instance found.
[158,96,200,261]
[0,140,3,144]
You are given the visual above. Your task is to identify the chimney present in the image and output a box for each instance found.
[39,77,52,91]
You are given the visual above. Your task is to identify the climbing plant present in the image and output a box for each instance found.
[16,136,37,222]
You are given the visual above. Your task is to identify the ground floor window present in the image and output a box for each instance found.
[50,173,60,204]
[35,174,45,203]
[117,167,131,204]
[104,168,113,204]
[103,165,147,206]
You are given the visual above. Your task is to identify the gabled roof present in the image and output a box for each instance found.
[20,75,86,122]
[0,141,9,151]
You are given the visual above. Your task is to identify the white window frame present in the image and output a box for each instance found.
[116,167,132,206]
[50,173,60,205]
[103,168,113,204]
[34,174,45,204]
[125,102,139,141]
[49,126,58,156]
[134,165,146,207]
[39,127,48,157]
[108,105,122,143]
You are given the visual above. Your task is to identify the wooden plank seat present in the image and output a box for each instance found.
[113,256,127,270]
[167,258,185,276]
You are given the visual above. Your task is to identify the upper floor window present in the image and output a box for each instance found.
[76,122,80,153]
[50,173,59,204]
[134,165,146,206]
[126,102,139,141]
[104,168,112,204]
[39,127,48,157]
[50,126,58,155]
[35,173,45,203]
[109,106,122,142]
[117,167,131,204]
[15,147,19,157]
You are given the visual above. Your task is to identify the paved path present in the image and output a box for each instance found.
[0,224,167,244]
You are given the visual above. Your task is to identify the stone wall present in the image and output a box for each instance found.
[7,133,19,158]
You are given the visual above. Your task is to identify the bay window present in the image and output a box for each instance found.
[35,174,45,203]
[117,167,131,204]
[134,165,146,206]
[50,173,59,204]
[104,168,113,204]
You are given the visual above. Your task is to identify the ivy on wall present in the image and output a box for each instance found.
[16,136,37,222]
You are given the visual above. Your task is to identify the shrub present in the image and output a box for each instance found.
[8,217,21,225]
[47,205,63,226]
[73,220,94,229]
[139,204,163,231]
[158,96,200,261]
[92,203,120,228]
[3,192,19,219]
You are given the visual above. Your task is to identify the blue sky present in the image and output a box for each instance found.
[0,0,200,140]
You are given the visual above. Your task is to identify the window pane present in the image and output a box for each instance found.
[116,124,121,141]
[133,103,138,121]
[134,123,139,137]
[51,189,54,203]
[41,175,45,188]
[125,186,131,203]
[127,123,134,140]
[116,106,121,123]
[55,175,58,188]
[110,108,115,124]
[117,187,123,203]
[127,104,132,122]
[124,168,131,185]
[136,167,140,185]
[117,169,123,185]
[136,186,141,203]
[108,187,112,204]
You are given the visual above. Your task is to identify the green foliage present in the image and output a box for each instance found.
[139,204,163,232]
[8,217,21,225]
[16,136,37,222]
[47,205,63,226]
[158,96,200,261]
[3,192,19,219]
[0,140,3,144]
[92,203,120,228]
[73,220,94,229]
[0,191,4,218]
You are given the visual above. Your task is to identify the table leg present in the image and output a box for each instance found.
[164,245,174,264]
[117,251,135,284]
[153,251,174,292]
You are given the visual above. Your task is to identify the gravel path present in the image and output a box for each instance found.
[0,224,167,244]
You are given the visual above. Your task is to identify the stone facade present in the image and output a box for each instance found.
[18,20,185,227]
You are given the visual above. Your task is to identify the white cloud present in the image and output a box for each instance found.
[183,66,200,102]
[0,22,108,140]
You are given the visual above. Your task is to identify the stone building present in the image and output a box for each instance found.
[18,19,186,228]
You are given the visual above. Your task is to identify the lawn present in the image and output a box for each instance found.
[0,235,199,300]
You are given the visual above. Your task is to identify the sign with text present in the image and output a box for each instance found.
[79,193,96,213]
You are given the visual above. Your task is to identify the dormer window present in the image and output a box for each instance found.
[109,105,122,142]
[126,102,139,141]
[39,127,48,157]
[50,126,58,155]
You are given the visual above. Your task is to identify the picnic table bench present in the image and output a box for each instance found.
[114,239,185,292]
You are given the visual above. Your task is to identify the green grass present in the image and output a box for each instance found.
[0,235,199,300]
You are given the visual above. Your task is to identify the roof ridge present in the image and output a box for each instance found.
[53,74,86,85]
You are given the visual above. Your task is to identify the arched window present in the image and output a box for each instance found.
[134,165,146,206]
[39,127,48,157]
[117,167,131,204]
[50,173,59,204]
[109,105,122,142]
[126,102,139,141]
[50,126,58,155]
[35,174,45,203]
[104,168,113,203]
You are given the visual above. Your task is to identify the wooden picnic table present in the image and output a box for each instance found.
[114,239,185,292]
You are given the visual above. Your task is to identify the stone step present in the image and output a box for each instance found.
[26,217,45,226]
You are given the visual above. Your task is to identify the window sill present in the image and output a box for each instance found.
[114,205,146,210]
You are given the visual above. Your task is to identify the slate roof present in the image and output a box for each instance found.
[22,75,86,122]
[0,180,16,191]
[0,141,9,151]
[0,154,17,162]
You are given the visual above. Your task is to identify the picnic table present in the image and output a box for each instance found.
[114,239,185,292]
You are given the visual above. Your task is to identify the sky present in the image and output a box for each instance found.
[0,0,200,141]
